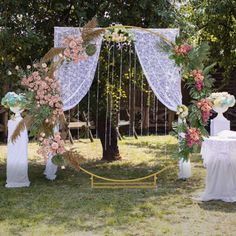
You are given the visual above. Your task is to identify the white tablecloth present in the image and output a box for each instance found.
[200,137,236,202]
[6,117,30,188]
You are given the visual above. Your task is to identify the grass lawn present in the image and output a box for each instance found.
[0,136,236,236]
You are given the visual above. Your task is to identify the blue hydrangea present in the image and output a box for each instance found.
[1,92,26,109]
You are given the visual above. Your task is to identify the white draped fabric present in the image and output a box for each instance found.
[54,27,103,111]
[133,29,182,111]
[201,136,236,202]
[54,27,182,112]
[6,117,30,188]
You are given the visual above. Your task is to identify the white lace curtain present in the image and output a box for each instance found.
[133,29,182,111]
[54,27,182,112]
[54,27,103,111]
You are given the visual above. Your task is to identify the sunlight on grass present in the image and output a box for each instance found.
[0,136,236,236]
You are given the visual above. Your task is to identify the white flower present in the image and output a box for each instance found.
[104,11,110,18]
[27,65,31,69]
[16,14,23,22]
[59,53,63,58]
[15,65,19,70]
[7,71,12,75]
[40,132,45,137]
[177,105,188,118]
[42,63,47,68]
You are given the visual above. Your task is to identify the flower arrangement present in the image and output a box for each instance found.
[186,128,201,148]
[104,24,134,45]
[62,35,88,63]
[176,105,188,119]
[160,39,216,160]
[209,92,235,110]
[1,92,26,109]
[37,132,66,161]
[169,43,193,66]
[197,98,212,123]
[174,44,193,56]
[11,62,64,139]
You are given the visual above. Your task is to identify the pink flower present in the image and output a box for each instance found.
[54,136,61,143]
[32,71,39,77]
[51,142,59,150]
[195,80,204,91]
[63,48,71,58]
[186,128,201,148]
[174,44,193,56]
[57,147,65,154]
[69,40,77,48]
[197,99,212,123]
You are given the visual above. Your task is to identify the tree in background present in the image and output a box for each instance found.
[176,0,236,83]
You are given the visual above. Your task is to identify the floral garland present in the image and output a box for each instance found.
[209,92,235,110]
[37,132,66,161]
[103,24,134,46]
[163,40,216,160]
[61,35,88,63]
[15,62,63,138]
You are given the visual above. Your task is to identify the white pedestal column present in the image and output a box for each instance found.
[6,114,30,188]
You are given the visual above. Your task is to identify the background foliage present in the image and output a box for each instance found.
[176,0,236,82]
[0,0,176,97]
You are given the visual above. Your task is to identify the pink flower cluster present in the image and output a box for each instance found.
[186,128,201,148]
[190,69,204,91]
[21,65,63,123]
[37,132,66,161]
[197,98,212,123]
[62,35,88,63]
[174,44,193,56]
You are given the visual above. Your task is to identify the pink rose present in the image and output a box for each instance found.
[51,142,59,150]
[69,40,77,48]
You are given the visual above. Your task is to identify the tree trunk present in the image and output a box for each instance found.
[97,115,121,161]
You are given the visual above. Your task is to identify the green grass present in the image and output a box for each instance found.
[0,136,236,236]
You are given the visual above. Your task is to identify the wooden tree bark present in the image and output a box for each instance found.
[97,115,121,161]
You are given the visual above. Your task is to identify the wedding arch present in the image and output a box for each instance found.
[46,25,184,187]
[11,22,214,187]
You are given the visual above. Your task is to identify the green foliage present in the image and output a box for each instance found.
[52,154,66,166]
[187,42,210,70]
[177,0,236,81]
[85,43,97,56]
